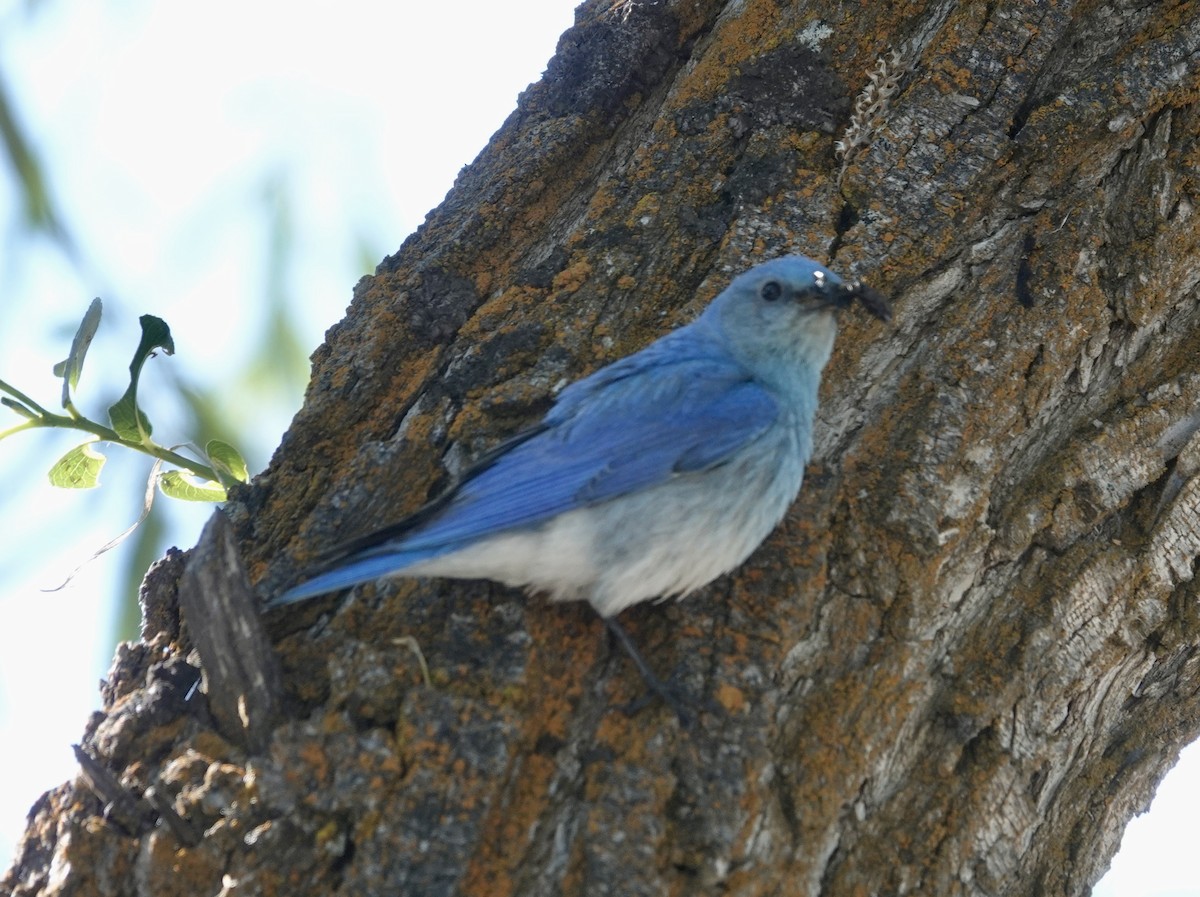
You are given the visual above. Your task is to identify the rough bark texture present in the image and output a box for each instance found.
[6,1,1200,895]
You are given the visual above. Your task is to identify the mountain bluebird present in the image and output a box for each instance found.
[269,256,889,620]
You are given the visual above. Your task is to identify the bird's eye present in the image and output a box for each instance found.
[759,280,783,302]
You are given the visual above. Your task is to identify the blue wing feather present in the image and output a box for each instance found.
[400,350,778,549]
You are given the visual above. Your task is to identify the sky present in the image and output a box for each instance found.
[0,2,1194,894]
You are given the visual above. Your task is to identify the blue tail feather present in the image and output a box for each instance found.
[266,547,439,609]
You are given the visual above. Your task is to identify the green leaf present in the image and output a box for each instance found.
[53,298,103,407]
[134,315,175,359]
[48,441,106,488]
[206,439,249,486]
[107,314,175,442]
[107,388,152,441]
[159,470,227,502]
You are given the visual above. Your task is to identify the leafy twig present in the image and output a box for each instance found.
[1,298,248,497]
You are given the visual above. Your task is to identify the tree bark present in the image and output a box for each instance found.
[7,1,1200,895]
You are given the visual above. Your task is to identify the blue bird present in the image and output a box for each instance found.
[269,256,889,621]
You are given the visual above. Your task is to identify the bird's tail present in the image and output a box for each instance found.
[264,547,439,610]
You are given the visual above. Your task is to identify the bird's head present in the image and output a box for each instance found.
[701,255,889,383]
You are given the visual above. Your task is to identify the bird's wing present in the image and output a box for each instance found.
[393,353,779,551]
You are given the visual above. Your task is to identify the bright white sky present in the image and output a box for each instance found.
[0,3,1194,894]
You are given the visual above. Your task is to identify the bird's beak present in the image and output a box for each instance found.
[833,280,892,322]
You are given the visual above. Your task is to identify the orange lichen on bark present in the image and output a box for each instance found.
[136,830,224,897]
[715,682,747,713]
[552,257,595,294]
[666,0,788,109]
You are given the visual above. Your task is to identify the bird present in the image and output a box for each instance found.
[267,255,889,707]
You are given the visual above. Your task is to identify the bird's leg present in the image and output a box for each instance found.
[603,616,693,728]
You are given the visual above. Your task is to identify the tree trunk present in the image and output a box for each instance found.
[7,1,1200,895]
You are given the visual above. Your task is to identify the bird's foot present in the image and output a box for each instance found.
[604,617,703,728]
